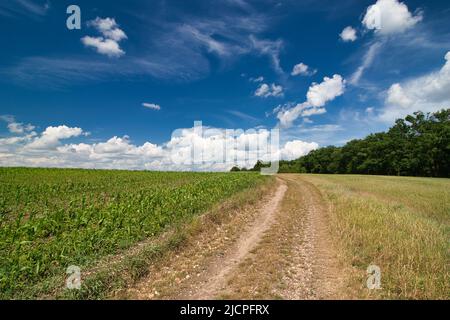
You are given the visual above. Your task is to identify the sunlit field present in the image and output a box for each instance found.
[0,168,267,299]
[301,174,450,299]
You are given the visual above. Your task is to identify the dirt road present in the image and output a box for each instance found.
[125,175,346,300]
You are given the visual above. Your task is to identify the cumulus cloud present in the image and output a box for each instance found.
[291,63,316,76]
[340,26,358,42]
[280,140,319,160]
[379,51,450,122]
[307,75,346,107]
[82,17,127,58]
[254,83,284,98]
[142,103,161,111]
[81,36,125,58]
[59,136,164,160]
[26,125,85,150]
[386,83,412,108]
[276,75,346,127]
[89,17,127,42]
[362,0,422,35]
[0,119,318,171]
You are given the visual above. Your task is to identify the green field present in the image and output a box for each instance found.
[0,168,267,299]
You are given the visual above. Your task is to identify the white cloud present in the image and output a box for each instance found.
[386,83,412,108]
[340,26,358,42]
[26,125,84,150]
[255,83,284,98]
[59,136,164,159]
[0,115,35,134]
[142,103,161,111]
[291,62,316,76]
[362,0,422,35]
[379,51,450,122]
[7,122,35,134]
[276,103,326,128]
[88,17,127,42]
[276,75,346,127]
[81,36,125,58]
[82,17,127,58]
[280,140,319,160]
[307,74,346,107]
[0,119,319,171]
[255,84,270,97]
[249,76,264,83]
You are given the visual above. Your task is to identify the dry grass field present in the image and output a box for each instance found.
[300,174,449,299]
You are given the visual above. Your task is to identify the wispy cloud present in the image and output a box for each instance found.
[142,103,161,111]
[349,41,383,85]
[3,1,286,87]
[227,110,259,122]
[0,0,50,19]
[250,36,284,74]
[2,57,119,89]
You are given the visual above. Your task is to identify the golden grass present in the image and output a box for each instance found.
[301,174,450,299]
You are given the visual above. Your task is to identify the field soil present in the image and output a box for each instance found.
[124,175,348,300]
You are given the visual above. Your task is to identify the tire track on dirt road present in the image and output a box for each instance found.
[275,175,346,299]
[125,175,346,300]
[189,180,288,299]
[123,179,286,300]
[219,174,347,299]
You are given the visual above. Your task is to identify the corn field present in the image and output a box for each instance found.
[0,167,266,298]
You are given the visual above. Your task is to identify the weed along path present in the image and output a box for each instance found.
[125,175,345,300]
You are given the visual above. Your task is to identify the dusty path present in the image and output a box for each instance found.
[125,175,346,300]
[275,175,345,299]
[190,181,287,299]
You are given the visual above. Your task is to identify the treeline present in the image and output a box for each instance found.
[232,109,450,178]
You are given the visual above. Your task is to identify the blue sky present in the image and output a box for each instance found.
[0,0,449,170]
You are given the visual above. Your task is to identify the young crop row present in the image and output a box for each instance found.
[0,168,267,298]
